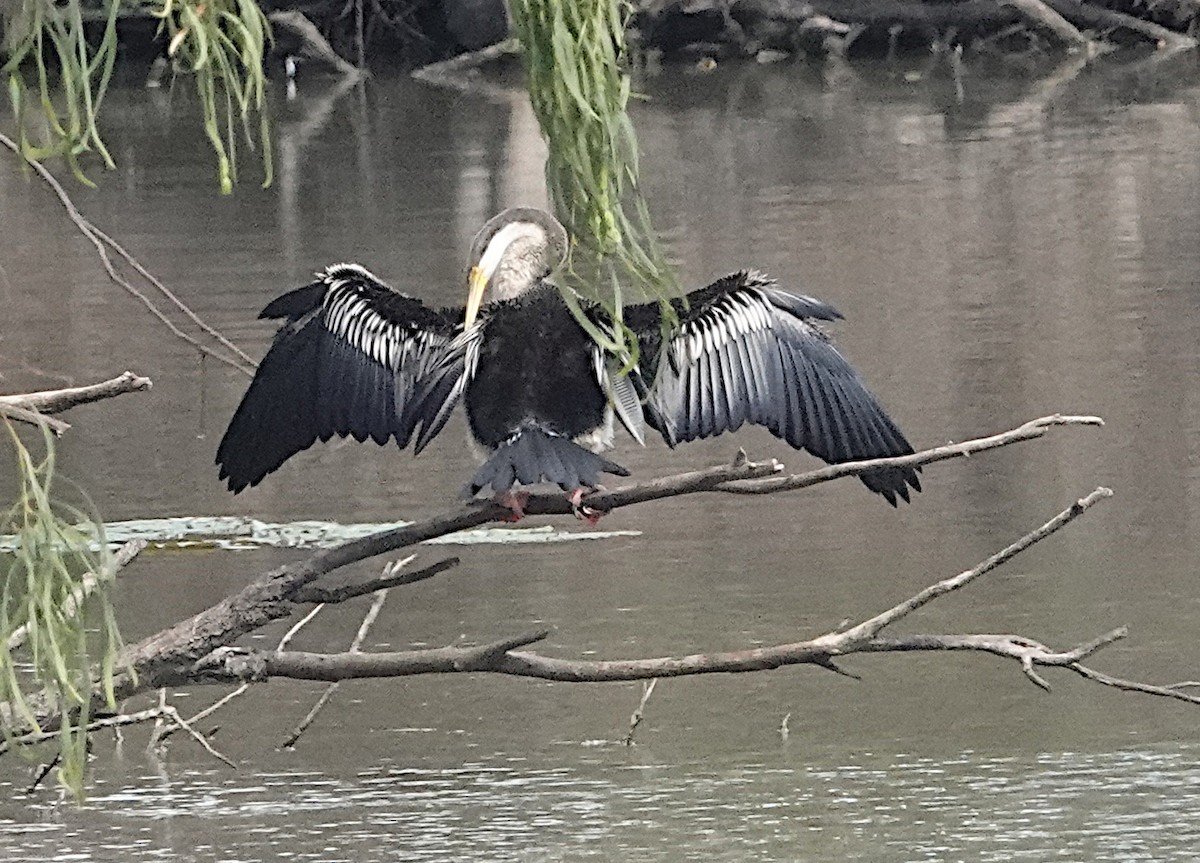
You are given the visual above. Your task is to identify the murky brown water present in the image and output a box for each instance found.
[3,56,1200,861]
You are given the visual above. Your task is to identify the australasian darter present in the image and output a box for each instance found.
[216,208,921,517]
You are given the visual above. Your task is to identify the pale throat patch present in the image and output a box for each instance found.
[477,221,547,300]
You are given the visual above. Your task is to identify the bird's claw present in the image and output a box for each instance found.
[496,490,530,522]
[569,488,603,526]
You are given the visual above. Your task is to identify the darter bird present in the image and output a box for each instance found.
[216,207,921,518]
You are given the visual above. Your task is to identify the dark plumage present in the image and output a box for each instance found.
[216,208,921,506]
[215,263,459,492]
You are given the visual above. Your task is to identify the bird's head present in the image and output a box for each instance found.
[464,207,568,328]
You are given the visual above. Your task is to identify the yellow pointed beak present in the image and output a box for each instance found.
[464,265,488,329]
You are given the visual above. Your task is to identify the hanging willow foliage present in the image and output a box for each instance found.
[508,0,676,360]
[1,420,125,800]
[2,0,120,182]
[155,0,273,192]
[2,0,272,192]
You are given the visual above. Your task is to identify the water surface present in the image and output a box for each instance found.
[2,56,1199,861]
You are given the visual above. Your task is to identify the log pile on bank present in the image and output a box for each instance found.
[11,0,1195,76]
[632,0,1199,62]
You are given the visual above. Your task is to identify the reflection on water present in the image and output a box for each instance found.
[3,56,1200,861]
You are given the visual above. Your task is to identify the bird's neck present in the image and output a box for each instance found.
[490,262,548,302]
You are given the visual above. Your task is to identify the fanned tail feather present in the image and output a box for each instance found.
[465,426,630,497]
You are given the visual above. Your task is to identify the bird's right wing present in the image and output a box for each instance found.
[216,264,462,492]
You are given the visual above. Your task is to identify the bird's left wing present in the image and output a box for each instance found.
[624,271,921,505]
[216,264,461,492]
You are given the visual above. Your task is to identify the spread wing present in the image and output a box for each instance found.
[624,271,921,505]
[216,263,462,492]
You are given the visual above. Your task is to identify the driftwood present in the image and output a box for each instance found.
[631,0,1198,59]
[267,10,369,77]
[411,0,1197,98]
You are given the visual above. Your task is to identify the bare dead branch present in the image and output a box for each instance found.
[1042,0,1199,53]
[814,487,1113,647]
[720,415,1103,494]
[280,587,390,749]
[111,456,785,697]
[194,617,1198,707]
[0,404,70,435]
[1002,0,1092,49]
[0,372,152,416]
[860,630,1200,706]
[175,486,1199,710]
[0,133,256,376]
[1,415,1111,738]
[412,38,521,94]
[268,11,369,77]
[294,556,460,603]
[624,679,658,746]
[115,418,1095,694]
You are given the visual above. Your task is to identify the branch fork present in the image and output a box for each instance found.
[7,411,1198,762]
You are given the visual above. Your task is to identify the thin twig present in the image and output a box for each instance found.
[719,415,1103,494]
[277,604,327,651]
[294,555,458,603]
[623,678,657,746]
[159,704,237,769]
[816,487,1113,647]
[1068,664,1200,706]
[280,588,389,749]
[0,404,70,435]
[0,132,255,376]
[182,683,249,729]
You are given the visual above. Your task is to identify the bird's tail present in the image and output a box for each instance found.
[465,426,630,497]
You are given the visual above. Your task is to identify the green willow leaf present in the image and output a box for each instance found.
[1,420,125,801]
[510,0,681,356]
[2,0,271,192]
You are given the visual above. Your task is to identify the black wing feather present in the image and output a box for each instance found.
[626,270,921,504]
[216,263,460,493]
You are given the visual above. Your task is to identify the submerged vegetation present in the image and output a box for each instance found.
[0,421,124,799]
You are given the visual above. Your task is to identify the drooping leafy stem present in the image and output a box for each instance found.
[508,0,677,364]
[2,0,272,192]
[155,0,273,192]
[2,0,119,184]
[0,420,125,800]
